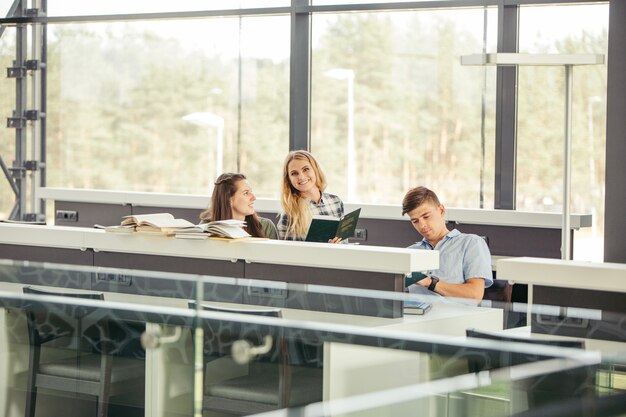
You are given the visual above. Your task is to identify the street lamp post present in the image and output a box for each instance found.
[324,68,356,202]
[182,112,224,182]
[587,96,602,239]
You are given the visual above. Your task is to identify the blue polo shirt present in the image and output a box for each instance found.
[408,229,493,288]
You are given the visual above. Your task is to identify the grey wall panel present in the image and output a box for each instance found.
[452,224,563,258]
[53,202,202,228]
[92,252,245,303]
[340,218,563,258]
[93,252,244,277]
[534,285,626,314]
[257,211,279,224]
[245,288,401,319]
[351,218,420,248]
[244,263,403,318]
[244,262,402,291]
[55,201,131,228]
[532,286,626,342]
[51,203,565,259]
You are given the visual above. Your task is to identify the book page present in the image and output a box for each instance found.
[206,224,251,239]
[121,213,175,226]
[121,213,194,229]
[94,224,135,233]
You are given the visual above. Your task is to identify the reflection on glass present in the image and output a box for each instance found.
[311,8,498,207]
[516,4,608,262]
[46,16,289,198]
[0,259,625,416]
[46,0,290,16]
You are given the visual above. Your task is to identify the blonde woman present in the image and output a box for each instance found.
[277,150,344,241]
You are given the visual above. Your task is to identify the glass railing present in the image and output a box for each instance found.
[0,258,624,417]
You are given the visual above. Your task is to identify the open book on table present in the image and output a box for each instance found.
[115,213,196,233]
[94,224,136,234]
[305,208,361,243]
[174,219,251,239]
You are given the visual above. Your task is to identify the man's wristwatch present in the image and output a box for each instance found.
[428,276,440,292]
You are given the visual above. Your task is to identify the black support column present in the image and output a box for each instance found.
[604,0,626,263]
[494,4,519,210]
[289,0,311,151]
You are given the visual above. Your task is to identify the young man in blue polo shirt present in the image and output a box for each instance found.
[402,186,493,300]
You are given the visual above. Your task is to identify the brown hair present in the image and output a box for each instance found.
[280,150,327,238]
[200,172,265,238]
[401,186,441,216]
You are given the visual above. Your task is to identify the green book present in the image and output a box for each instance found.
[305,208,361,242]
[405,271,428,287]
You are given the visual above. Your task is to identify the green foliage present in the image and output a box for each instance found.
[312,11,496,207]
[516,27,608,234]
[0,6,608,236]
[42,22,289,198]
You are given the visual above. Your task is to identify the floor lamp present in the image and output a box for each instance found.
[461,52,605,260]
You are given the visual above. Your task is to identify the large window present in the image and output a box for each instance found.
[311,7,498,207]
[0,0,611,258]
[45,16,290,198]
[517,3,609,260]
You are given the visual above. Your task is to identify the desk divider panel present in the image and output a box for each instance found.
[0,243,93,267]
[0,236,411,318]
[532,285,626,342]
[92,252,246,303]
[244,263,404,318]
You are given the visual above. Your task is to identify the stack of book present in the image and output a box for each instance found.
[95,213,196,234]
[95,214,252,240]
[174,219,251,240]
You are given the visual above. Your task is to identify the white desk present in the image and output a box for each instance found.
[0,223,438,275]
[497,256,626,293]
[497,257,626,343]
[323,301,503,404]
[0,223,443,318]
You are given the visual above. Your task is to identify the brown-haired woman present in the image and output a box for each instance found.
[200,173,278,239]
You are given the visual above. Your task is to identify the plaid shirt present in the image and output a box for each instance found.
[277,192,344,241]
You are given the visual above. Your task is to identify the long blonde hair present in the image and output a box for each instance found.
[280,150,327,238]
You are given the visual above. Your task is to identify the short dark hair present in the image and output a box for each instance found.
[401,186,441,216]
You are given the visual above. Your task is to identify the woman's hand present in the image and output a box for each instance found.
[328,237,343,244]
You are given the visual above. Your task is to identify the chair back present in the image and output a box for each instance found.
[23,286,106,352]
[188,302,283,362]
[21,286,146,417]
[466,328,593,414]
